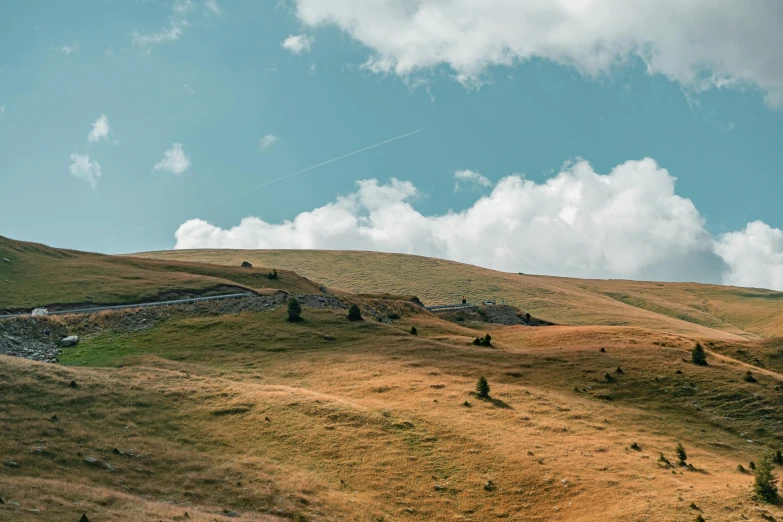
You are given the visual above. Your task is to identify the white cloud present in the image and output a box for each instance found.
[309,63,317,75]
[204,0,222,14]
[55,41,79,55]
[454,169,491,191]
[293,0,783,108]
[69,153,101,189]
[132,21,188,48]
[175,158,730,285]
[259,135,280,149]
[183,83,196,94]
[0,106,5,119]
[281,34,313,55]
[87,114,110,142]
[715,221,783,291]
[154,143,190,174]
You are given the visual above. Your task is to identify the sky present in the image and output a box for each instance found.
[1,0,783,289]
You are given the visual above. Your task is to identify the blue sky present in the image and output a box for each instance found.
[1,1,782,288]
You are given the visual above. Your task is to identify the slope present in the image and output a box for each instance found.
[136,249,783,340]
[4,302,783,521]
[0,236,323,312]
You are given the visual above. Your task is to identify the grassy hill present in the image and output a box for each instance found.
[4,303,783,521]
[0,236,322,312]
[4,239,783,520]
[137,249,783,340]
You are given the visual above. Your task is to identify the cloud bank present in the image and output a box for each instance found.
[173,157,783,290]
[293,0,783,107]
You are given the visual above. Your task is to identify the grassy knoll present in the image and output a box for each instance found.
[5,303,783,520]
[0,236,322,311]
[137,248,783,339]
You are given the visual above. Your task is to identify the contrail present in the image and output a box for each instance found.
[127,128,424,236]
[222,128,424,201]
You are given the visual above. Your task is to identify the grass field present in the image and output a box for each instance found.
[137,248,783,340]
[4,305,783,521]
[5,238,783,520]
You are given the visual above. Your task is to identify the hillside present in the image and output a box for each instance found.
[5,238,783,520]
[137,249,783,340]
[0,236,323,312]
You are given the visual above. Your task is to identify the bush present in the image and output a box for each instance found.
[694,515,705,522]
[476,376,490,398]
[267,268,279,280]
[744,371,758,383]
[455,311,466,322]
[754,451,779,502]
[691,343,708,365]
[473,334,492,347]
[410,326,418,335]
[287,298,302,322]
[774,450,783,464]
[676,442,687,465]
[347,304,363,321]
[386,310,401,320]
[658,453,671,467]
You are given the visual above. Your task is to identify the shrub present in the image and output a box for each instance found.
[630,442,641,451]
[738,464,747,473]
[525,312,531,322]
[410,326,418,335]
[616,367,624,374]
[691,343,708,365]
[775,450,783,464]
[694,514,705,522]
[676,442,687,465]
[267,268,279,280]
[754,451,779,502]
[473,334,492,347]
[455,311,466,322]
[750,461,756,470]
[744,371,758,383]
[658,453,671,467]
[347,304,363,321]
[287,298,302,322]
[476,376,490,398]
[386,310,401,320]
[605,373,614,383]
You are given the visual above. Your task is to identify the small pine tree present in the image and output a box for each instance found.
[267,268,279,280]
[691,343,708,365]
[694,515,705,522]
[410,326,418,335]
[744,371,757,383]
[347,304,362,321]
[676,442,687,465]
[754,451,779,502]
[750,461,757,470]
[775,450,783,464]
[287,298,302,322]
[476,376,490,399]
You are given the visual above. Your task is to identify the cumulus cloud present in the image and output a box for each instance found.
[69,153,101,189]
[281,34,313,55]
[293,0,783,107]
[154,143,190,174]
[132,21,188,48]
[259,134,280,149]
[175,157,750,285]
[87,114,110,142]
[454,169,491,191]
[715,221,783,291]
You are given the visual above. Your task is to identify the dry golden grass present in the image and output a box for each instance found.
[5,304,783,521]
[135,249,783,340]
